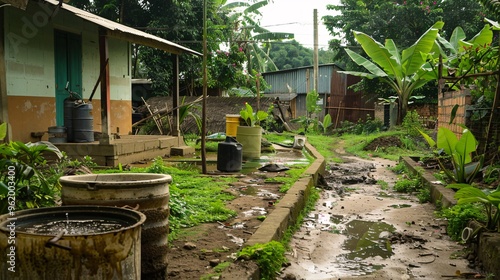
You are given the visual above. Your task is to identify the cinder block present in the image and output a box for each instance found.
[170,146,195,156]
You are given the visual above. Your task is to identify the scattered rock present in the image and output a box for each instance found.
[209,259,221,267]
[184,242,197,250]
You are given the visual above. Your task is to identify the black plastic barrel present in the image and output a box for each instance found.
[64,97,76,142]
[73,102,94,142]
[217,136,243,172]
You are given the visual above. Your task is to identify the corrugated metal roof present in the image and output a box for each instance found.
[264,93,297,101]
[45,0,201,56]
[1,0,28,10]
[262,63,344,75]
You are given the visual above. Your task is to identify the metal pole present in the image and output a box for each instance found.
[313,9,319,94]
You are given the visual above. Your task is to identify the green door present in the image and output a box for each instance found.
[54,30,82,126]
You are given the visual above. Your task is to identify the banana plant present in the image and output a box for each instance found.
[419,126,483,184]
[447,183,500,232]
[339,21,445,124]
[318,114,333,134]
[222,0,294,73]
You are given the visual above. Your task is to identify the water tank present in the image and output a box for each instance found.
[59,173,172,279]
[64,97,76,142]
[217,137,243,172]
[72,102,94,142]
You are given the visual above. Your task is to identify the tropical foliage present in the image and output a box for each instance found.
[419,126,483,184]
[323,0,487,106]
[438,20,499,119]
[447,183,500,232]
[0,123,64,213]
[339,21,444,123]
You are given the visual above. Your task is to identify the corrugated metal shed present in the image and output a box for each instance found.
[262,64,343,119]
[262,64,342,95]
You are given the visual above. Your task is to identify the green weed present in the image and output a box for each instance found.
[377,180,389,190]
[238,241,286,280]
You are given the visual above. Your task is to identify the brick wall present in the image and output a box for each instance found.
[438,89,471,136]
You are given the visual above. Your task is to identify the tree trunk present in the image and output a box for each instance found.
[398,94,409,125]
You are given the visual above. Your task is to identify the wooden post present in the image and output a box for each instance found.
[99,28,112,144]
[0,10,10,141]
[171,55,180,138]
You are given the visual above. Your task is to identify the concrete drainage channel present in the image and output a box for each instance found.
[402,156,500,278]
[221,151,495,279]
[220,142,326,279]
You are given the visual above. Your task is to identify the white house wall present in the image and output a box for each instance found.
[3,2,132,142]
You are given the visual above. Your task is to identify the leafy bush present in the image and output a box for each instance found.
[402,110,423,137]
[417,187,431,203]
[339,115,384,135]
[0,127,64,213]
[447,183,500,232]
[393,177,421,193]
[439,203,487,241]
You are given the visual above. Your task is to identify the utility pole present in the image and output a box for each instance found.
[313,9,319,94]
[201,0,207,174]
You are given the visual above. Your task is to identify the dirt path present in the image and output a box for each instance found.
[279,155,478,280]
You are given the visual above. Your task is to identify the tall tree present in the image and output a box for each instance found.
[323,0,487,102]
[263,40,336,70]
[223,0,293,74]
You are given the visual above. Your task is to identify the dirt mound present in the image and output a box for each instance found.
[364,135,403,151]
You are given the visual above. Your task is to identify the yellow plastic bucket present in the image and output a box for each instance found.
[226,114,241,137]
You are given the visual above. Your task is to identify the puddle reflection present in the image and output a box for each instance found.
[341,220,395,260]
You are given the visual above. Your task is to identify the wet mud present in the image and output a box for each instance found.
[279,156,479,280]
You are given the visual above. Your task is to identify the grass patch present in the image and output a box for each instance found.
[103,157,238,242]
[264,164,309,193]
[377,180,389,190]
[340,130,428,161]
[306,134,341,162]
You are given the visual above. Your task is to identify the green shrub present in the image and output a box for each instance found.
[339,115,384,135]
[439,203,487,241]
[402,110,423,137]
[393,177,421,193]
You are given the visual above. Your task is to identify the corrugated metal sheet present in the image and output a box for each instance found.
[263,64,375,122]
[44,0,201,56]
[262,64,341,95]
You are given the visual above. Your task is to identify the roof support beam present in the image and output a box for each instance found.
[99,28,112,144]
[104,29,183,55]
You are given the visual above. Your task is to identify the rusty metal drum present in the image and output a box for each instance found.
[59,173,172,279]
[0,205,145,280]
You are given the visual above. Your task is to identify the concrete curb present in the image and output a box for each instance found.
[401,156,500,278]
[401,156,457,208]
[220,141,326,279]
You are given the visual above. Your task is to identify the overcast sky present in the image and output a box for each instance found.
[259,0,339,50]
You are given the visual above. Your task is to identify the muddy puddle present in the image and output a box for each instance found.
[164,144,310,174]
[280,157,477,280]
